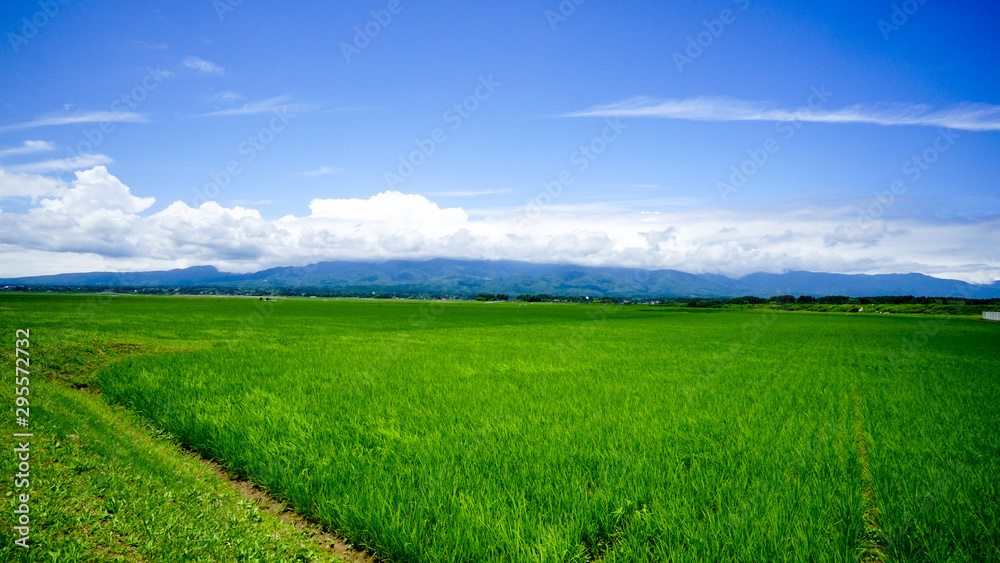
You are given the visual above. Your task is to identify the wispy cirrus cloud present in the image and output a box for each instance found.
[183,55,225,75]
[0,111,148,132]
[425,188,513,197]
[127,39,168,51]
[296,165,343,177]
[0,140,56,158]
[564,96,1000,132]
[317,105,377,114]
[6,154,113,173]
[232,199,274,206]
[196,95,310,117]
[208,90,242,103]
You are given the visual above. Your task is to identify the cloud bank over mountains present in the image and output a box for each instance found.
[0,166,997,284]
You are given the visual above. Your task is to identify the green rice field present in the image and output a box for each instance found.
[3,294,999,561]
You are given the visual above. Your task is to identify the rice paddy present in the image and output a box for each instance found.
[3,294,999,561]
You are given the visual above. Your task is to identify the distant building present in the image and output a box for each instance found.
[984,312,1000,321]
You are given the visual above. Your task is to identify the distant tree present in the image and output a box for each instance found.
[796,295,816,304]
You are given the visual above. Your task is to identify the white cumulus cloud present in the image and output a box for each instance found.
[38,166,155,215]
[0,169,68,199]
[307,191,468,224]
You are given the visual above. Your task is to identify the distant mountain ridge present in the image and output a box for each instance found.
[3,259,999,298]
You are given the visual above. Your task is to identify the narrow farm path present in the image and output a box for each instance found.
[193,454,381,563]
[83,381,381,562]
[853,389,885,562]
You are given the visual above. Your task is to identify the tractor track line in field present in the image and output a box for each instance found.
[853,390,886,562]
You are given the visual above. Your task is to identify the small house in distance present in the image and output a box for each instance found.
[984,312,1000,321]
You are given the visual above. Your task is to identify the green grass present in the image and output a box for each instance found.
[2,294,999,561]
[0,296,348,562]
[1,378,337,562]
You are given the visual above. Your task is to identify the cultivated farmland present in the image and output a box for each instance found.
[3,295,999,561]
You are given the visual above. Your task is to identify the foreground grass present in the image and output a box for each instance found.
[0,306,350,562]
[3,295,999,561]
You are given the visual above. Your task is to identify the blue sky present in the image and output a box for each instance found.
[1,0,998,282]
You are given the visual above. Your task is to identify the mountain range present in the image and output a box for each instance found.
[3,259,1000,299]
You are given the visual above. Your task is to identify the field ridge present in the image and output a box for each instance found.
[193,446,379,562]
[854,390,885,562]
